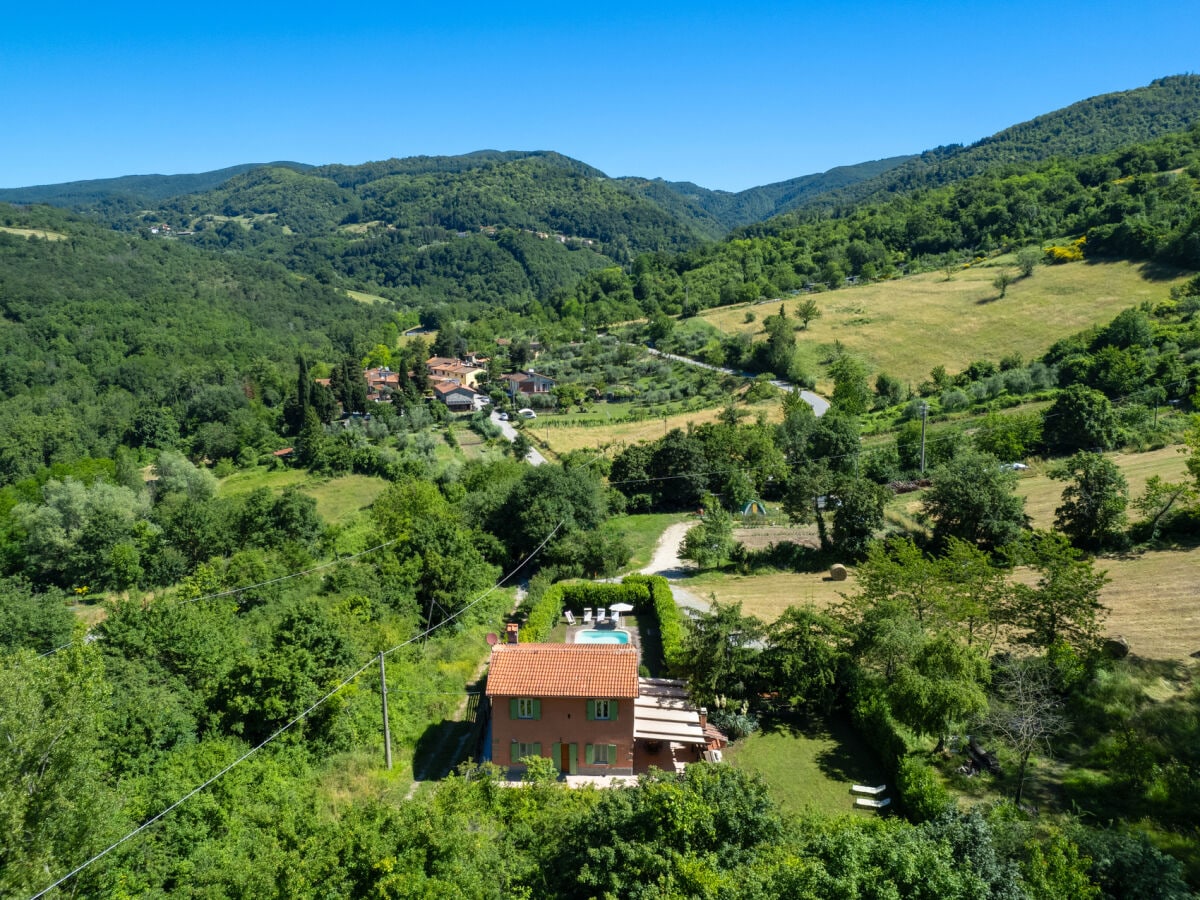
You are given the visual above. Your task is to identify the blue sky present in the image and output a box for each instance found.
[2,1,1197,192]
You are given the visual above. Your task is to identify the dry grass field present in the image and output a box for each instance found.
[0,225,67,240]
[529,398,784,455]
[681,446,1200,662]
[1016,445,1192,528]
[1013,445,1199,663]
[699,258,1191,388]
[685,568,854,621]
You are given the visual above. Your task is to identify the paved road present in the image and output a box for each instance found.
[643,347,829,416]
[490,411,547,466]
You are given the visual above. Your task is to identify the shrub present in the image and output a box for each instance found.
[896,755,953,822]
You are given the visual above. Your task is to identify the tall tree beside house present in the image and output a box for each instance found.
[296,406,327,471]
[282,354,312,435]
[330,356,368,415]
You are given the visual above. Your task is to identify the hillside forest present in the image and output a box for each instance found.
[2,75,1200,899]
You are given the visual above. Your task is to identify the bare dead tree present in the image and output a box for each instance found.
[984,656,1067,807]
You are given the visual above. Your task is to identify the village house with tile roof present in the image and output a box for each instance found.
[486,644,640,776]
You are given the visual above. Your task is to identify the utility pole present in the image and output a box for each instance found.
[919,402,928,475]
[379,652,393,770]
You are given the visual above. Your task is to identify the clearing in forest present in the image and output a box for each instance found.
[699,257,1192,387]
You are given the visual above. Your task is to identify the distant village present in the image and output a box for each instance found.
[331,345,556,415]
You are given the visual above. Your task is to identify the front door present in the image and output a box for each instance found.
[560,743,570,772]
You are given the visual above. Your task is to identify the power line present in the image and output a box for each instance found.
[25,519,562,900]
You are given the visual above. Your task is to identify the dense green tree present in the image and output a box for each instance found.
[764,605,844,714]
[680,602,765,706]
[1052,451,1129,550]
[12,478,151,589]
[1007,530,1109,653]
[680,498,735,569]
[828,353,872,416]
[829,476,890,560]
[0,577,74,653]
[1042,385,1118,455]
[922,450,1027,549]
[0,644,123,899]
[888,634,990,751]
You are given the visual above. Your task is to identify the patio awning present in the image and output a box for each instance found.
[634,677,708,745]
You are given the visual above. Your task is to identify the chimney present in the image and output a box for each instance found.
[698,707,707,728]
[506,623,519,644]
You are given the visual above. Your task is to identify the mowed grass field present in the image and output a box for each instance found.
[0,225,67,240]
[218,468,389,524]
[529,397,784,455]
[1012,445,1200,663]
[675,445,1200,663]
[699,258,1191,387]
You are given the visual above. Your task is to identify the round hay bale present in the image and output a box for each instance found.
[829,564,848,581]
[1102,635,1130,659]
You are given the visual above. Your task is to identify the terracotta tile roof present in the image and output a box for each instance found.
[485,644,639,698]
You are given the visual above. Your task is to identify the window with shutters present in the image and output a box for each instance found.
[587,743,616,765]
[593,699,610,720]
[516,698,536,719]
[512,741,541,762]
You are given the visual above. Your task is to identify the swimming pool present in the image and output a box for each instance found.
[576,629,631,644]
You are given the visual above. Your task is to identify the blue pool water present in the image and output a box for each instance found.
[576,629,630,644]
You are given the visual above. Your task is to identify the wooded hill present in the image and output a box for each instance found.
[763,74,1200,221]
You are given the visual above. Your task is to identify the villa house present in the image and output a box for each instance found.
[485,642,723,777]
[426,356,485,388]
[486,644,639,776]
[433,382,487,413]
[498,371,555,398]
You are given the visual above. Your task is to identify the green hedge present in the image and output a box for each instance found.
[624,574,686,673]
[850,685,954,820]
[520,583,566,643]
[560,581,650,612]
[520,575,687,675]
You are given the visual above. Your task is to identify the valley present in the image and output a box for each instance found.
[2,74,1200,899]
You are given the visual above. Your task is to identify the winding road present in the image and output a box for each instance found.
[644,347,829,417]
[489,411,547,465]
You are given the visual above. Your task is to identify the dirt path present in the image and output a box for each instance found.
[640,520,710,615]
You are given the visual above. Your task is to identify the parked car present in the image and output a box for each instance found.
[498,412,509,421]
[518,408,536,419]
[1000,462,1029,471]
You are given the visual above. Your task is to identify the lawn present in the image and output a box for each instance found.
[218,468,388,525]
[724,716,889,817]
[683,569,851,622]
[699,258,1191,388]
[345,288,389,304]
[608,513,690,573]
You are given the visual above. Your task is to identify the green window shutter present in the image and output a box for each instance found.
[551,742,561,769]
[611,700,618,722]
[532,699,541,720]
[609,744,617,764]
[509,698,518,720]
[532,742,542,757]
[586,700,595,721]
[585,744,594,765]
[510,741,519,764]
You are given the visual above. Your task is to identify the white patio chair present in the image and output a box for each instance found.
[564,610,577,626]
[597,607,608,624]
[583,608,593,624]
